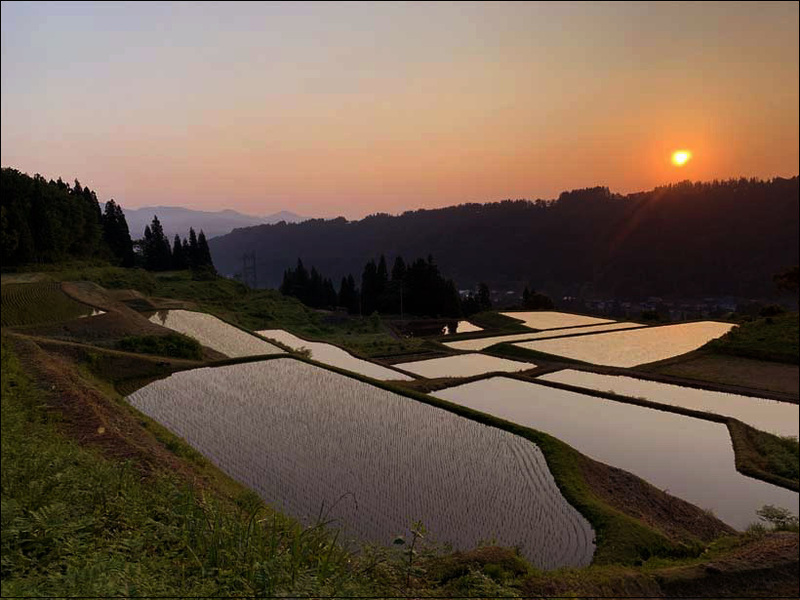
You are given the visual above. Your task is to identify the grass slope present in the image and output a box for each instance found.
[0,339,378,596]
[3,267,798,596]
[55,267,426,358]
[1,282,95,327]
[115,333,204,360]
[705,312,799,364]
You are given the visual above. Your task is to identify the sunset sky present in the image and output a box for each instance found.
[2,1,798,218]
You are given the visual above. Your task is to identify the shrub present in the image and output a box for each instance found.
[116,333,203,360]
[756,505,799,532]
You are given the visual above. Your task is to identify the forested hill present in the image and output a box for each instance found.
[209,177,799,299]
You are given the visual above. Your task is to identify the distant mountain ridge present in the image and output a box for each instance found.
[122,206,305,239]
[208,177,799,299]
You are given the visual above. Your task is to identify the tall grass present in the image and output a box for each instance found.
[705,312,799,364]
[0,340,366,596]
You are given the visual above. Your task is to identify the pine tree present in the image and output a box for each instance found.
[172,234,187,269]
[477,282,492,311]
[323,278,338,307]
[188,228,199,267]
[197,230,214,269]
[361,259,379,314]
[101,199,135,266]
[391,256,406,281]
[142,216,172,271]
[338,275,359,314]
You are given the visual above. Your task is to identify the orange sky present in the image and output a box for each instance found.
[1,2,798,218]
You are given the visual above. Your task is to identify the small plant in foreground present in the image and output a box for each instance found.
[756,504,799,532]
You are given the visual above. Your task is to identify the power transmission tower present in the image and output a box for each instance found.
[242,251,257,288]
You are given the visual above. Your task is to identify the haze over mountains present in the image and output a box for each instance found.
[122,206,305,239]
[209,177,799,300]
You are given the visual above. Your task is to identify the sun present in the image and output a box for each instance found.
[671,150,692,166]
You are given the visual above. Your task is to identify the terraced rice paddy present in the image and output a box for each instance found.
[433,378,799,529]
[127,359,595,568]
[501,311,615,330]
[444,322,644,352]
[540,370,800,438]
[257,329,412,380]
[444,320,483,334]
[1,282,102,327]
[148,310,283,357]
[395,353,533,379]
[515,321,735,367]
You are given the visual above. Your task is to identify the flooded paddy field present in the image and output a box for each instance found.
[515,321,735,367]
[395,353,533,378]
[257,329,412,380]
[433,377,798,529]
[395,319,483,337]
[444,320,484,334]
[444,322,643,352]
[149,310,283,357]
[501,311,615,330]
[540,369,799,437]
[127,358,595,568]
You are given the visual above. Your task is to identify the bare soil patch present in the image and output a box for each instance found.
[7,335,191,477]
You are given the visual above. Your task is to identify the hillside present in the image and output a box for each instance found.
[2,269,798,596]
[209,178,799,298]
[123,206,305,240]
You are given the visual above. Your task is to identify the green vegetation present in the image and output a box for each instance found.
[705,312,799,364]
[728,420,799,491]
[55,264,158,295]
[0,340,365,596]
[281,254,462,318]
[115,333,203,360]
[55,266,425,358]
[2,339,534,596]
[3,268,797,596]
[756,505,799,532]
[1,282,95,327]
[1,168,134,267]
[294,359,721,566]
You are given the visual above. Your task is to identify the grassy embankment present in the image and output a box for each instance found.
[0,340,366,596]
[51,266,430,359]
[705,312,799,364]
[115,333,204,360]
[4,337,798,597]
[2,267,798,596]
[479,323,800,491]
[29,266,800,492]
[649,313,800,396]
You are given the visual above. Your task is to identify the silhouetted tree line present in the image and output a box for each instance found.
[281,254,463,317]
[1,167,134,266]
[210,177,799,299]
[521,286,555,310]
[2,168,216,275]
[279,259,338,308]
[139,216,214,273]
[461,283,493,315]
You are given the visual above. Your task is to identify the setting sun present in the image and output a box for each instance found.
[671,150,692,166]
